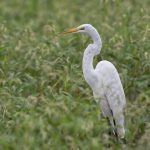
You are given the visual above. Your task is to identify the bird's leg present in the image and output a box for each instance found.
[106,117,118,142]
[112,118,119,141]
[107,117,127,144]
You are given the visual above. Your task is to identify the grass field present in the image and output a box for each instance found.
[0,0,150,149]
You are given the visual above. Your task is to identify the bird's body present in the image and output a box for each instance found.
[62,24,126,139]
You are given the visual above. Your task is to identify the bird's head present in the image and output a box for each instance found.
[61,24,95,35]
[61,24,102,50]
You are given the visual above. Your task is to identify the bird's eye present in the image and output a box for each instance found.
[80,27,85,30]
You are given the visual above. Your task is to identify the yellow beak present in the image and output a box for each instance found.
[60,27,79,35]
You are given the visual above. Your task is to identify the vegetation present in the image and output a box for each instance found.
[0,0,150,149]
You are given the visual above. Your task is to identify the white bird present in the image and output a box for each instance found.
[62,24,126,140]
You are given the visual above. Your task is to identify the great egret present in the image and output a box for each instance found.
[62,24,126,140]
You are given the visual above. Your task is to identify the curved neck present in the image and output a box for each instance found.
[82,30,102,89]
[90,29,102,50]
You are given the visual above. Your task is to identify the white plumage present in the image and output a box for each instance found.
[62,24,126,139]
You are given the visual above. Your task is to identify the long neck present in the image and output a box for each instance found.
[82,30,102,88]
[90,28,102,49]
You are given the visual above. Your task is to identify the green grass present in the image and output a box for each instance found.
[0,0,150,149]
